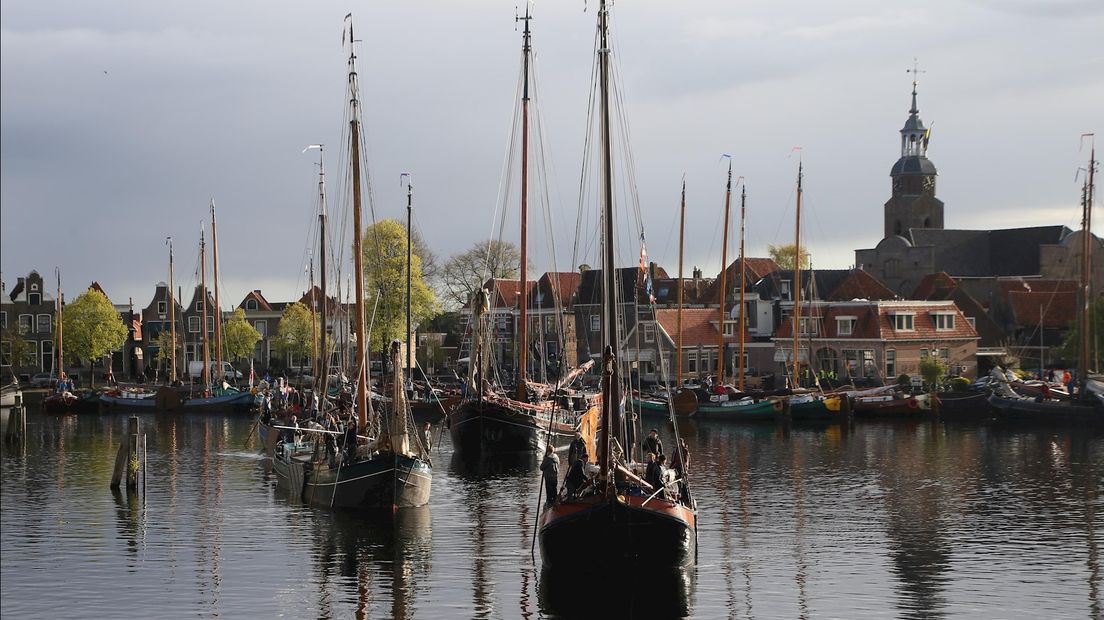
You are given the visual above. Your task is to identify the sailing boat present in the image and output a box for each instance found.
[447,7,601,456]
[988,143,1103,423]
[272,15,432,509]
[43,270,98,414]
[538,0,697,568]
[694,168,784,420]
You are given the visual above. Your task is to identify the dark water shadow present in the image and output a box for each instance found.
[538,564,695,619]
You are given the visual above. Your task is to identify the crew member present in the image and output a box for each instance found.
[642,429,663,459]
[568,431,588,467]
[539,444,559,506]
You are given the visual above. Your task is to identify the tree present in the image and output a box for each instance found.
[274,302,316,376]
[768,244,811,271]
[362,219,438,353]
[918,357,947,391]
[153,330,181,375]
[1059,296,1104,366]
[222,308,262,361]
[0,325,36,369]
[63,289,128,387]
[440,239,523,310]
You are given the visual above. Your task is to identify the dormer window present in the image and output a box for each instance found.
[157,301,167,316]
[799,317,818,336]
[780,280,792,301]
[246,299,258,311]
[836,316,857,336]
[29,293,41,305]
[891,312,915,331]
[932,312,955,331]
[643,324,655,343]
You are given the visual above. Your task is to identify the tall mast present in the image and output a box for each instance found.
[347,17,370,429]
[168,237,177,383]
[791,161,804,388]
[210,201,223,382]
[738,183,747,392]
[317,146,329,408]
[56,269,63,377]
[516,6,533,402]
[309,258,318,383]
[598,0,617,489]
[405,176,413,374]
[716,159,732,387]
[1080,141,1096,377]
[676,180,686,384]
[200,226,211,391]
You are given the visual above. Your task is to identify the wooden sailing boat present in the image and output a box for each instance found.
[538,0,697,568]
[43,270,97,414]
[989,142,1103,423]
[448,7,601,455]
[273,15,432,509]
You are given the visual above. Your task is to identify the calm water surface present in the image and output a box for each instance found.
[1,406,1101,619]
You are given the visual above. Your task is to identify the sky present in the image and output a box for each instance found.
[2,0,1101,311]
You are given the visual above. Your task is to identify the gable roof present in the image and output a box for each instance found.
[529,272,582,309]
[755,269,896,301]
[774,301,979,341]
[1007,290,1077,329]
[237,290,274,312]
[700,257,782,302]
[652,308,749,348]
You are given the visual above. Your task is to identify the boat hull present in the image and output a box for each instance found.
[852,395,930,418]
[410,395,460,425]
[631,389,698,417]
[696,397,782,421]
[538,493,696,568]
[180,390,257,414]
[276,447,432,510]
[988,393,1103,424]
[448,397,595,455]
[42,391,100,414]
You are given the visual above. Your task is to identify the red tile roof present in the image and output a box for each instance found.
[701,257,781,302]
[237,290,274,312]
[653,308,749,347]
[1007,290,1077,328]
[774,301,978,341]
[825,269,897,301]
[912,272,958,300]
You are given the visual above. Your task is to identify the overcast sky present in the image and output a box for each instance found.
[2,0,1101,311]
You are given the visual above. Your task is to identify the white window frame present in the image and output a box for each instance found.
[837,316,856,336]
[18,314,33,333]
[885,348,896,378]
[36,314,51,334]
[255,320,267,337]
[643,323,655,343]
[188,316,200,333]
[157,301,167,316]
[780,280,792,301]
[206,316,214,333]
[29,293,41,305]
[932,312,955,331]
[0,311,6,329]
[799,316,818,336]
[891,313,915,331]
[590,315,600,332]
[246,299,258,311]
[966,316,976,328]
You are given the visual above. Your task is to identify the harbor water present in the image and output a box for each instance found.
[1,407,1101,619]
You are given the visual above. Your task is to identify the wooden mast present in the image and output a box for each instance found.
[516,6,532,402]
[200,227,211,392]
[317,147,329,410]
[56,269,63,379]
[168,238,177,383]
[597,0,618,490]
[738,183,747,392]
[405,177,413,375]
[348,17,370,429]
[210,201,223,383]
[1079,141,1096,378]
[676,179,686,384]
[716,159,732,387]
[791,161,804,388]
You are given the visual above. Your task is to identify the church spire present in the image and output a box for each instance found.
[900,59,928,158]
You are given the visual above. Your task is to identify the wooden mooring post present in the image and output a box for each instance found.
[110,416,145,492]
[4,393,27,446]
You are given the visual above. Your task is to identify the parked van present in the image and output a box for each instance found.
[187,361,243,381]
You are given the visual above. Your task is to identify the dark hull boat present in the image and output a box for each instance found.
[988,391,1103,424]
[539,488,696,568]
[410,395,460,425]
[42,390,100,414]
[449,395,598,455]
[630,389,698,417]
[934,390,992,417]
[276,445,432,510]
[852,393,931,418]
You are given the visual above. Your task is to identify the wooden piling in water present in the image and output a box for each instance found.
[4,393,26,446]
[110,416,142,492]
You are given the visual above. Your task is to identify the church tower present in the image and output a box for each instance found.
[884,74,944,238]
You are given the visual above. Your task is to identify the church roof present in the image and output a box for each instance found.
[909,226,1071,277]
[890,155,937,176]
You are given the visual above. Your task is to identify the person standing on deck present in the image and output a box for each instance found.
[565,452,588,499]
[568,431,588,467]
[642,429,663,459]
[421,422,433,454]
[644,452,663,490]
[540,445,559,506]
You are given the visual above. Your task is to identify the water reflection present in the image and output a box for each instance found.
[538,565,695,618]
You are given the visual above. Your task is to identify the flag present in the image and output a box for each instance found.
[639,231,656,305]
[249,359,255,388]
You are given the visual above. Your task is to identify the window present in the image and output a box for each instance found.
[837,317,856,336]
[780,280,792,301]
[29,293,41,305]
[743,301,758,329]
[158,301,167,316]
[185,343,196,363]
[885,349,896,378]
[643,324,655,343]
[939,348,949,360]
[40,341,53,371]
[246,299,258,311]
[188,316,200,333]
[255,320,267,337]
[591,315,600,332]
[18,315,32,332]
[799,317,818,336]
[206,317,214,333]
[723,322,734,337]
[891,313,915,331]
[27,340,37,367]
[966,316,976,328]
[0,341,11,365]
[0,311,6,328]
[932,312,955,330]
[920,348,929,360]
[546,316,555,331]
[37,314,51,334]
[687,352,698,374]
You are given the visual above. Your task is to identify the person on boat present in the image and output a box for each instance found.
[565,452,588,499]
[642,429,663,459]
[421,421,433,453]
[540,444,559,506]
[1063,370,1074,393]
[568,431,588,467]
[343,416,358,464]
[644,452,663,490]
[677,438,690,474]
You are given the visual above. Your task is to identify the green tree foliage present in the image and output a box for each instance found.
[362,219,438,352]
[768,244,811,271]
[154,330,181,368]
[221,308,262,360]
[918,357,947,391]
[1059,296,1104,365]
[440,239,522,310]
[274,302,316,370]
[0,325,36,368]
[63,289,128,369]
